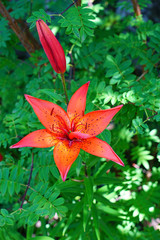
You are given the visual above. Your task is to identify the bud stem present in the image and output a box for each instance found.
[60,73,69,105]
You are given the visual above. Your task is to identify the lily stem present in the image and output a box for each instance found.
[82,161,88,177]
[60,73,69,105]
[20,152,34,209]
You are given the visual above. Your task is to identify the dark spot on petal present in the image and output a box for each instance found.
[50,107,54,115]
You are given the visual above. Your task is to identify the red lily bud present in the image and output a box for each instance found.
[36,19,66,74]
[0,153,3,162]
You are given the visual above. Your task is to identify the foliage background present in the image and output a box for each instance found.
[0,0,160,239]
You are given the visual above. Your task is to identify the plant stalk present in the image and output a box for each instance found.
[60,73,69,105]
[20,152,34,209]
[131,0,141,17]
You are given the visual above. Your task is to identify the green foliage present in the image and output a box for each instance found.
[74,42,106,68]
[59,6,96,43]
[9,0,30,19]
[0,0,160,239]
[27,9,51,29]
[0,19,11,47]
[117,0,152,12]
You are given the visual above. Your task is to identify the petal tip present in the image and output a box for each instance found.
[118,159,125,166]
[36,20,42,32]
[119,104,123,108]
[24,94,34,104]
[120,161,125,167]
[116,104,123,109]
[60,172,67,182]
[24,94,30,101]
[62,176,66,182]
[59,166,71,182]
[10,144,18,149]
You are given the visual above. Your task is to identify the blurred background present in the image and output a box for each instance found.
[0,0,160,239]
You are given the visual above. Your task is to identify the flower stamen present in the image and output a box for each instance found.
[71,114,81,131]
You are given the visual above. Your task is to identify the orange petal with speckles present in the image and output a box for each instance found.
[69,131,92,140]
[10,129,59,148]
[25,95,71,134]
[76,105,123,137]
[54,140,80,181]
[80,137,124,166]
[67,82,90,124]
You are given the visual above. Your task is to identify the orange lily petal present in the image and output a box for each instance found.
[75,105,123,137]
[10,129,58,148]
[80,137,124,166]
[25,95,71,134]
[54,140,80,181]
[69,131,92,140]
[67,82,90,125]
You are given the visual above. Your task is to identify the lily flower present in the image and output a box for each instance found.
[36,19,66,74]
[10,82,124,181]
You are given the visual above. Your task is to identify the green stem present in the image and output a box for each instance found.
[26,226,33,240]
[60,73,69,105]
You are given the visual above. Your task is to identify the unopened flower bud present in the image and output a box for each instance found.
[36,19,66,74]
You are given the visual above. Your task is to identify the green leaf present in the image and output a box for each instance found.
[63,200,83,235]
[35,209,49,216]
[5,217,14,225]
[8,180,14,196]
[32,11,41,18]
[10,167,17,181]
[39,9,51,23]
[37,89,64,102]
[49,165,60,179]
[94,176,123,185]
[72,27,80,39]
[26,16,36,23]
[27,213,39,226]
[1,209,8,217]
[83,20,96,28]
[0,216,5,227]
[84,177,93,208]
[1,179,8,196]
[3,168,9,179]
[0,19,11,47]
[53,197,64,206]
[97,205,120,217]
[76,155,82,176]
[100,220,115,240]
[98,129,111,144]
[80,27,86,42]
[83,195,90,231]
[94,162,113,178]
[94,193,114,207]
[49,190,60,202]
[92,204,100,240]
[48,208,56,220]
[29,22,36,29]
[59,5,95,41]
[84,26,94,36]
[30,237,55,240]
